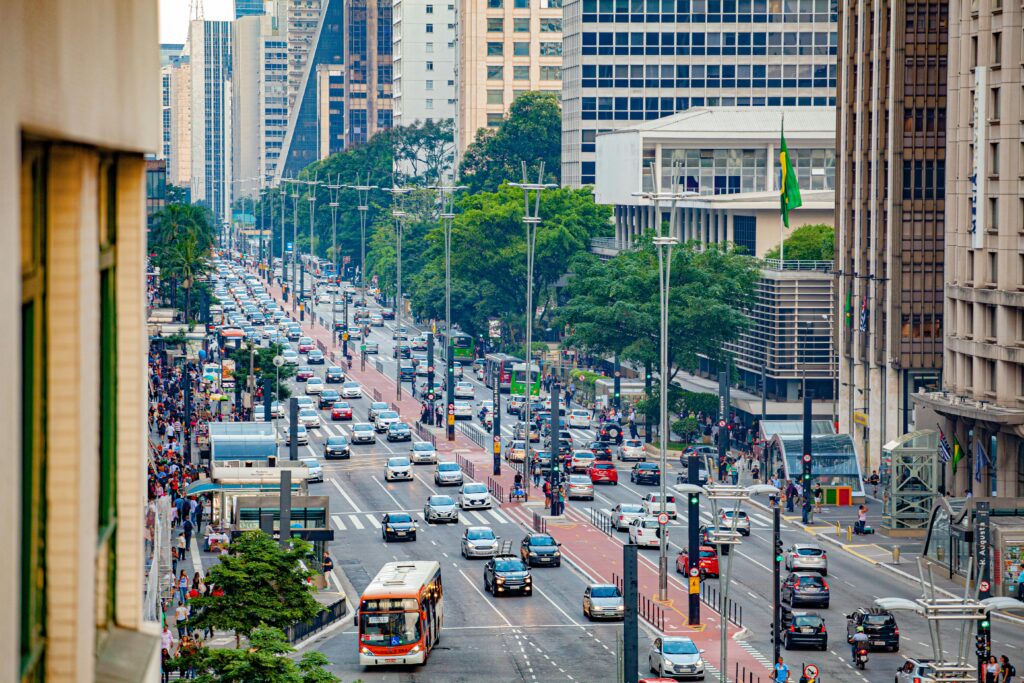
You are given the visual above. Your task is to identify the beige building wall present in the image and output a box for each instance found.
[456,0,563,154]
[169,61,192,187]
[0,2,160,682]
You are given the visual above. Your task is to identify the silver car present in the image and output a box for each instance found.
[409,441,438,464]
[619,439,646,461]
[384,456,413,481]
[368,401,389,421]
[896,659,938,683]
[350,422,376,444]
[785,543,828,575]
[583,583,625,621]
[648,636,705,680]
[461,526,498,558]
[434,461,464,486]
[719,508,751,536]
[423,494,459,523]
[567,474,594,500]
[612,503,646,531]
[374,410,400,432]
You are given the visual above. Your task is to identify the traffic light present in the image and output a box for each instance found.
[802,452,812,485]
[688,493,699,506]
[976,633,991,658]
[775,538,784,564]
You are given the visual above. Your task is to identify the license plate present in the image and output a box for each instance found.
[804,587,819,592]
[872,640,885,646]
[384,658,398,663]
[396,531,406,536]
[801,628,814,633]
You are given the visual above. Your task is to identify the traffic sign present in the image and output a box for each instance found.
[802,454,812,463]
[718,419,726,427]
[803,664,819,679]
[979,580,990,592]
[428,366,435,374]
[688,567,699,578]
[272,355,285,367]
[688,576,700,594]
[448,403,455,413]
[657,512,670,525]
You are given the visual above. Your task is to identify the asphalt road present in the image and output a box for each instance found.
[254,281,1024,683]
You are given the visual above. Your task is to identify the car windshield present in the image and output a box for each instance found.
[430,496,454,506]
[639,463,657,470]
[796,547,824,556]
[328,367,342,373]
[388,458,410,467]
[354,424,372,431]
[594,464,613,470]
[467,529,494,540]
[624,440,642,447]
[390,423,409,430]
[413,443,433,451]
[464,484,488,494]
[379,411,398,419]
[360,611,421,646]
[591,586,620,598]
[299,409,317,417]
[570,475,591,484]
[388,514,412,523]
[495,560,526,572]
[793,616,823,627]
[327,436,348,445]
[620,504,644,513]
[530,536,556,547]
[343,382,360,389]
[723,510,747,518]
[797,576,824,586]
[641,520,659,529]
[663,640,699,655]
[301,459,318,468]
[438,463,460,472]
[332,402,348,409]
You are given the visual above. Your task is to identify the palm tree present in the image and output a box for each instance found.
[150,203,215,319]
[165,233,210,323]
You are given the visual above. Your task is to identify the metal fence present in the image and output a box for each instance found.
[371,387,383,402]
[700,581,743,627]
[456,420,489,449]
[589,507,616,537]
[486,476,507,503]
[532,512,547,534]
[284,597,348,644]
[612,573,666,632]
[374,358,384,374]
[453,451,476,479]
[734,663,763,683]
[413,422,436,447]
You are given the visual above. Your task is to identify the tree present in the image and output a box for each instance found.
[186,532,323,647]
[188,625,342,683]
[150,202,217,321]
[226,343,297,400]
[763,223,834,261]
[392,118,456,186]
[459,92,562,194]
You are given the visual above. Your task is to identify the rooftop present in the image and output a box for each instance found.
[598,106,836,141]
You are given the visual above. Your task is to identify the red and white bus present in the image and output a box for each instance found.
[483,353,521,393]
[357,561,443,666]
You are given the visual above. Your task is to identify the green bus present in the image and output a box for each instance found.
[510,362,542,397]
[447,331,475,361]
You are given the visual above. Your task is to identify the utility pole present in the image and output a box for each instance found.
[429,182,466,433]
[287,178,300,310]
[492,364,502,474]
[718,367,730,480]
[623,542,639,683]
[326,176,344,347]
[279,181,287,294]
[802,389,813,524]
[613,354,622,410]
[772,504,782,662]
[644,362,653,444]
[427,332,436,417]
[975,500,992,677]
[510,161,556,497]
[549,381,562,515]
[383,184,415,400]
[687,453,701,625]
[304,175,322,313]
[288,397,299,461]
[346,175,378,303]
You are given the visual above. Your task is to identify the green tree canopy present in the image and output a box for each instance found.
[186,532,322,645]
[190,625,341,683]
[764,223,834,261]
[459,92,562,194]
[150,202,217,322]
[225,342,297,400]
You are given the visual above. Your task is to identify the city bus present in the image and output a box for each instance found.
[358,561,443,666]
[446,331,475,361]
[218,326,245,351]
[483,353,521,393]
[510,362,542,397]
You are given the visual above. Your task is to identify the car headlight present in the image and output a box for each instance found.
[496,577,505,584]
[386,526,393,532]
[360,647,372,655]
[409,645,421,654]
[553,551,561,557]
[615,605,625,611]
[529,551,538,556]
[524,576,532,583]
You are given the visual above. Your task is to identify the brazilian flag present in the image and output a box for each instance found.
[779,126,803,227]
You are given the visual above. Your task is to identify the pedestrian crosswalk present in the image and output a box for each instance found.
[591,507,773,529]
[328,506,513,532]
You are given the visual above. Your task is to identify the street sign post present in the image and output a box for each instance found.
[803,664,819,680]
[657,512,670,526]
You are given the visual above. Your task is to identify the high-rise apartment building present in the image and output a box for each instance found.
[278,0,346,176]
[190,20,233,221]
[913,0,1024,497]
[316,64,347,156]
[236,0,267,16]
[2,2,161,681]
[345,0,395,146]
[288,0,325,110]
[456,0,563,154]
[393,0,456,126]
[159,44,185,161]
[836,0,946,470]
[168,57,193,187]
[561,0,838,186]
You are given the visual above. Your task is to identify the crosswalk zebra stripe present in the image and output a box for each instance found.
[348,514,365,530]
[469,511,491,525]
[365,514,380,528]
[487,508,510,524]
[331,514,347,531]
[457,514,472,525]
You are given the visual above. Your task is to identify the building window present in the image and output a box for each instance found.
[487,112,504,126]
[971,36,978,68]
[991,142,1000,176]
[539,65,561,80]
[1017,442,1024,496]
[514,17,530,31]
[487,65,504,80]
[514,0,529,6]
[487,41,504,56]
[993,32,1001,65]
[513,65,530,80]
[426,42,434,52]
[539,18,562,32]
[732,215,757,255]
[487,89,504,104]
[488,17,504,32]
[991,87,1001,120]
[426,3,434,11]
[513,41,530,56]
[20,142,47,683]
[990,252,999,287]
[539,42,561,56]
[487,0,503,6]
[426,61,434,71]
[426,23,434,33]
[990,197,999,230]
[426,98,434,109]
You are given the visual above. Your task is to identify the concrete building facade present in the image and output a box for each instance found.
[0,2,161,681]
[561,0,838,187]
[836,0,947,473]
[189,20,234,222]
[393,0,457,126]
[913,0,1024,498]
[455,0,563,155]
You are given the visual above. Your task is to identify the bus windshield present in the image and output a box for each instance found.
[360,611,422,646]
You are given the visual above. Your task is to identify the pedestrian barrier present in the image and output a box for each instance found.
[588,507,616,537]
[284,597,347,644]
[374,358,384,374]
[453,452,476,479]
[734,663,762,683]
[371,387,383,402]
[316,339,328,354]
[455,420,490,449]
[390,401,402,416]
[532,512,547,534]
[486,476,505,503]
[700,581,743,627]
[412,423,437,447]
[612,573,666,632]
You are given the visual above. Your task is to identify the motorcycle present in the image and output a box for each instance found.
[854,647,869,669]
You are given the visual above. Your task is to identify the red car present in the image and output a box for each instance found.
[330,401,353,421]
[587,462,619,485]
[296,366,314,381]
[298,340,314,353]
[675,546,720,578]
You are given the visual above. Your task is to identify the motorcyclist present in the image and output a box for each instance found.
[851,626,869,664]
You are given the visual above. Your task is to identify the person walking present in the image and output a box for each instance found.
[543,479,552,509]
[785,480,797,513]
[772,656,790,682]
[1000,655,1016,683]
[178,570,190,603]
[813,484,824,513]
[532,457,543,487]
[182,517,194,554]
[322,551,334,578]
[174,600,189,638]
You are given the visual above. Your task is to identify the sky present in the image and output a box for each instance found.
[159,0,235,44]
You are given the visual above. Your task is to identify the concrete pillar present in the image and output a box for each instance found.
[726,212,735,247]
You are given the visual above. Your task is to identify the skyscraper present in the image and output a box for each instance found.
[455,0,562,155]
[393,0,456,126]
[159,44,185,161]
[236,0,267,17]
[561,0,838,186]
[189,20,233,221]
[168,56,193,188]
[288,0,326,111]
[836,0,946,468]
[345,0,395,146]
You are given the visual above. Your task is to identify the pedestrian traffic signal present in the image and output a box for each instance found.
[975,633,991,658]
[980,618,990,629]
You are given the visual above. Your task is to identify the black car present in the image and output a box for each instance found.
[782,572,830,608]
[380,307,395,320]
[774,608,828,651]
[318,389,340,409]
[393,344,411,359]
[324,435,351,459]
[599,420,624,444]
[386,422,413,442]
[846,608,900,651]
[589,441,614,461]
[307,349,325,365]
[381,512,417,542]
[484,556,533,596]
[520,533,562,567]
[630,462,661,485]
[325,366,345,383]
[697,524,732,556]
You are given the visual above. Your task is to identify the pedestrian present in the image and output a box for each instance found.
[751,464,760,483]
[1001,655,1016,682]
[855,504,868,534]
[772,655,790,682]
[728,462,739,485]
[533,458,542,487]
[178,570,190,603]
[813,484,824,513]
[986,656,1001,683]
[161,623,174,653]
[160,647,172,683]
[174,600,189,638]
[323,551,334,577]
[543,480,552,508]
[177,532,187,561]
[194,498,204,535]
[785,481,797,513]
[182,518,194,553]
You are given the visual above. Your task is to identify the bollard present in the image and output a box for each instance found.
[835,520,841,535]
[846,525,853,542]
[892,545,900,564]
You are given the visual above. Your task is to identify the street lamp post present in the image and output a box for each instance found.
[326,176,344,347]
[347,176,378,303]
[278,181,287,291]
[384,184,415,399]
[285,178,301,311]
[304,176,322,320]
[509,162,556,495]
[430,182,467,426]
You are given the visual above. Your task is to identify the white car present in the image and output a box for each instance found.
[282,349,300,365]
[642,493,677,519]
[283,424,308,445]
[453,381,475,399]
[434,461,464,486]
[374,410,400,432]
[351,422,376,444]
[612,503,646,531]
[568,409,592,429]
[298,407,322,429]
[627,516,662,547]
[300,457,323,483]
[385,456,413,481]
[453,401,473,419]
[340,381,363,399]
[294,395,314,410]
[719,508,751,536]
[305,377,324,394]
[458,482,492,509]
[618,439,646,461]
[648,636,705,680]
[346,326,363,340]
[452,362,464,378]
[409,441,438,464]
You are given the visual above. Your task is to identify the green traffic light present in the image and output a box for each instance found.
[689,495,699,505]
[775,554,783,563]
[981,619,990,629]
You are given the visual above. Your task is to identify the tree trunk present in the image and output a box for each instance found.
[185,287,192,325]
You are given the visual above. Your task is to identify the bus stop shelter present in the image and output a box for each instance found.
[768,432,866,501]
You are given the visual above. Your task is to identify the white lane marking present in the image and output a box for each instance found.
[487,508,511,524]
[331,514,347,531]
[533,583,584,629]
[415,472,440,496]
[189,536,203,576]
[365,514,381,528]
[751,513,773,525]
[458,569,512,627]
[321,423,337,437]
[372,473,407,510]
[305,444,318,459]
[457,514,471,526]
[329,477,363,513]
[348,515,364,530]
[469,510,491,524]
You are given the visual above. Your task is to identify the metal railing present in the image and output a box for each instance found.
[486,476,505,503]
[390,401,402,416]
[761,258,833,273]
[532,511,547,534]
[700,580,743,627]
[284,597,347,644]
[413,422,436,447]
[455,420,490,449]
[590,236,623,253]
[371,387,383,402]
[589,506,616,537]
[612,573,666,632]
[454,452,476,479]
[374,358,384,374]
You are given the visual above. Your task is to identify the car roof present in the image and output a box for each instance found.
[466,526,493,533]
[588,582,617,589]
